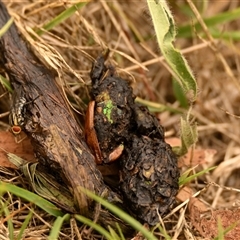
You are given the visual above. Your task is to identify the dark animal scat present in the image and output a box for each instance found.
[121,135,179,225]
[88,55,180,225]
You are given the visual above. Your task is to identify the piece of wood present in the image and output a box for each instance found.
[0,2,113,218]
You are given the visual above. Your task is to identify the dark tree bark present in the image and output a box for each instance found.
[0,1,115,218]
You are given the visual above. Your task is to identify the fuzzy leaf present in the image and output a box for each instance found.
[146,0,197,102]
[173,116,198,156]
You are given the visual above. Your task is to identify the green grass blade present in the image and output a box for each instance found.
[0,181,63,217]
[35,2,87,36]
[0,74,13,93]
[136,97,184,114]
[16,211,33,240]
[210,30,240,41]
[0,17,13,37]
[214,218,238,240]
[108,226,122,240]
[0,200,14,240]
[179,166,216,186]
[216,218,224,240]
[115,223,125,240]
[75,214,114,240]
[48,214,70,240]
[80,188,158,240]
[146,0,197,102]
[178,166,196,184]
[178,7,240,38]
[157,224,171,240]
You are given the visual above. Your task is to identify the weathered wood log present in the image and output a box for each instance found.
[0,1,117,220]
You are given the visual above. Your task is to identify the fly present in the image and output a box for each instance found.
[9,90,40,137]
[9,96,27,135]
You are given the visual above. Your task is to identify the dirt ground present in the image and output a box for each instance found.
[1,1,240,239]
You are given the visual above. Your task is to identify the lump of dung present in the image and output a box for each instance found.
[89,55,180,225]
[120,135,179,225]
[90,56,135,162]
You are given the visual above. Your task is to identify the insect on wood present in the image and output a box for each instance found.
[9,95,27,135]
[9,87,39,142]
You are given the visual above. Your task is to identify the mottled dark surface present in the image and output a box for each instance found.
[121,135,179,225]
[132,104,165,140]
[90,57,135,162]
[89,55,180,225]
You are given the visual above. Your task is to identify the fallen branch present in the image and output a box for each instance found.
[0,1,123,228]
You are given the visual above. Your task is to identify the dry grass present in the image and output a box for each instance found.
[1,0,240,239]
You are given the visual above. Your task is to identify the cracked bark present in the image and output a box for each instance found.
[0,1,128,231]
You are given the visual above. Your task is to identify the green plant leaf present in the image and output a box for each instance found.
[0,200,14,240]
[157,224,171,240]
[17,211,33,240]
[35,2,87,36]
[179,166,216,186]
[108,226,122,240]
[216,218,224,240]
[0,75,13,92]
[173,116,198,156]
[172,78,188,108]
[115,223,125,240]
[214,217,239,240]
[48,214,70,240]
[135,97,184,114]
[79,188,158,240]
[0,181,64,217]
[7,152,75,213]
[210,29,240,41]
[75,214,114,240]
[146,0,197,102]
[178,7,240,39]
